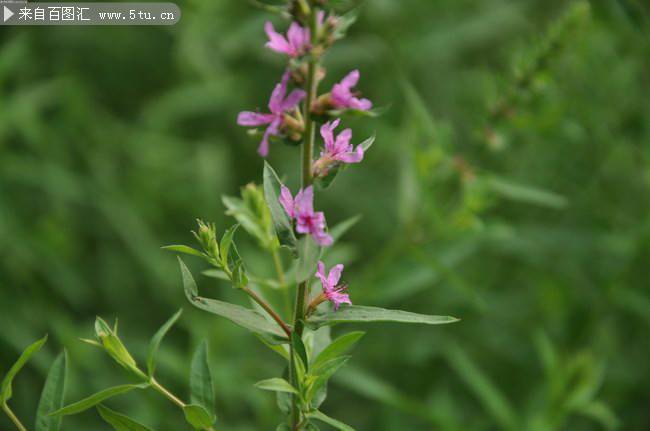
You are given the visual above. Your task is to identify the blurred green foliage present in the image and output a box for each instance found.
[1,0,649,429]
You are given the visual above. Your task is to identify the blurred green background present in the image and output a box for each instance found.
[1,0,649,429]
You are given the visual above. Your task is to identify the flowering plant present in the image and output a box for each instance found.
[0,2,457,430]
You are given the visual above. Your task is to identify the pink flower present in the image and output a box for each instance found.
[316,261,352,310]
[279,185,333,247]
[237,71,306,157]
[331,70,373,111]
[265,21,310,58]
[312,119,364,177]
[320,119,364,163]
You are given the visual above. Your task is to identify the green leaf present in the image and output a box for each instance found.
[329,215,361,242]
[327,106,389,118]
[292,333,309,373]
[306,306,459,329]
[254,378,298,394]
[180,257,288,339]
[296,236,322,283]
[312,332,364,371]
[1,335,48,403]
[190,341,216,421]
[179,257,199,296]
[36,350,67,431]
[276,424,292,431]
[183,404,214,430]
[255,334,289,360]
[161,245,206,259]
[359,134,376,152]
[219,224,240,269]
[316,165,345,190]
[445,344,518,431]
[202,269,230,281]
[147,309,182,377]
[307,357,350,405]
[263,161,297,255]
[50,384,149,416]
[96,404,153,431]
[308,410,355,431]
[222,196,264,238]
[486,176,568,209]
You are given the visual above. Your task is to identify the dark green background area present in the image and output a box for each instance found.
[1,0,649,429]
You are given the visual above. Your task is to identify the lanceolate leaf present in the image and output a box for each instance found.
[307,357,350,404]
[96,404,154,431]
[219,224,240,269]
[296,236,322,283]
[183,404,214,430]
[312,332,364,371]
[360,134,376,151]
[50,384,149,416]
[254,378,298,394]
[36,350,67,431]
[306,306,459,329]
[263,161,297,254]
[161,245,206,259]
[179,257,287,339]
[329,215,361,242]
[308,410,355,431]
[190,341,216,421]
[1,335,48,403]
[187,295,287,339]
[292,333,309,373]
[146,309,183,377]
[486,176,568,209]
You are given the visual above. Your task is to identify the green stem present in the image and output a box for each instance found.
[2,403,27,431]
[150,378,215,431]
[151,378,186,408]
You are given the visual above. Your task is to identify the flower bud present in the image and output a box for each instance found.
[94,317,145,379]
[312,155,335,178]
[195,219,220,259]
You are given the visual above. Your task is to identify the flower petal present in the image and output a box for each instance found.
[334,146,364,164]
[279,185,295,218]
[340,70,360,89]
[316,261,331,291]
[237,111,275,126]
[258,117,281,157]
[281,89,307,111]
[327,264,344,286]
[265,21,292,55]
[351,97,373,111]
[269,71,290,114]
[320,121,337,152]
[295,186,314,216]
[287,22,310,55]
[313,230,333,247]
[333,127,353,153]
